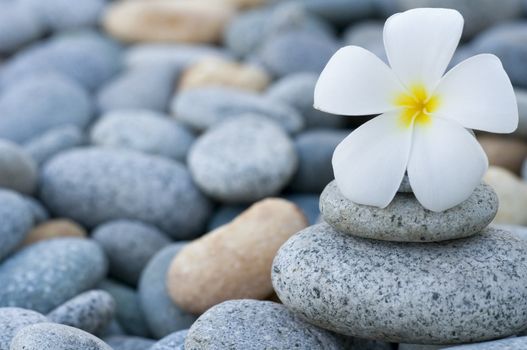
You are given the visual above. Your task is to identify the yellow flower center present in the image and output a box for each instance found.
[394,84,440,128]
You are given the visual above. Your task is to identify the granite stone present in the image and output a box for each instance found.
[150,330,188,350]
[0,307,49,350]
[0,189,34,261]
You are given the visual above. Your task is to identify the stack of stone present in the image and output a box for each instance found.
[272,177,527,348]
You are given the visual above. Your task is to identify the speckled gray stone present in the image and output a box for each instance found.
[22,196,49,224]
[0,139,36,195]
[90,110,195,163]
[104,336,156,350]
[139,244,197,339]
[0,189,33,261]
[0,238,107,313]
[272,223,527,344]
[47,290,115,335]
[320,181,498,242]
[0,307,49,350]
[491,224,527,241]
[10,323,112,350]
[445,337,527,349]
[171,87,304,134]
[23,125,85,166]
[150,330,188,350]
[185,299,345,350]
[40,148,211,240]
[189,115,297,203]
[93,220,171,286]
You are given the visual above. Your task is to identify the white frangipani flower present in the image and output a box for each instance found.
[314,8,518,212]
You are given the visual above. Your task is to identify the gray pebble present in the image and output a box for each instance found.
[150,330,188,350]
[104,336,155,350]
[40,148,211,240]
[320,181,498,242]
[47,290,115,335]
[266,73,344,128]
[185,299,346,350]
[0,307,48,350]
[22,195,49,224]
[0,139,36,195]
[189,115,297,203]
[93,220,171,286]
[10,323,112,350]
[0,238,107,313]
[0,189,33,261]
[171,87,304,134]
[491,223,527,241]
[272,223,527,344]
[139,244,197,339]
[0,73,92,144]
[23,125,85,166]
[0,2,43,54]
[207,205,247,231]
[98,280,150,338]
[100,320,126,338]
[303,0,376,26]
[90,110,195,163]
[445,336,527,349]
[342,20,386,62]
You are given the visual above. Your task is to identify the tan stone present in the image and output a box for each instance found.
[479,135,527,175]
[23,219,87,246]
[125,0,265,10]
[484,166,527,226]
[167,198,308,314]
[179,57,270,92]
[103,0,236,44]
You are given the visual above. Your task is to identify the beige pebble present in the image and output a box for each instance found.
[179,57,270,92]
[167,198,308,315]
[103,0,236,44]
[484,166,527,226]
[479,135,527,175]
[23,219,87,246]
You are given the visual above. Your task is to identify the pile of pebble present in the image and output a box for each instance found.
[0,0,527,349]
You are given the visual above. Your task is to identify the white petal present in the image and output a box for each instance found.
[384,8,463,90]
[332,111,412,208]
[407,118,488,212]
[314,46,404,115]
[434,54,518,133]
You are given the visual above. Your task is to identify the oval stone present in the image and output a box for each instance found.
[0,189,34,260]
[272,223,527,344]
[320,181,498,242]
[0,307,49,350]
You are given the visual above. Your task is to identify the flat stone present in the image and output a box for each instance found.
[320,181,498,242]
[185,300,346,350]
[0,189,34,260]
[445,336,527,349]
[0,307,49,350]
[272,223,527,344]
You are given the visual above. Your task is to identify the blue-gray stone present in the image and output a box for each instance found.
[342,20,386,62]
[98,280,150,338]
[47,290,115,335]
[513,89,527,138]
[0,189,33,261]
[0,307,49,350]
[150,330,188,350]
[283,194,319,225]
[0,139,37,194]
[93,220,171,286]
[302,0,376,26]
[445,336,527,349]
[104,336,155,350]
[22,195,49,224]
[90,110,195,163]
[171,87,304,134]
[0,73,92,143]
[97,64,179,113]
[40,148,211,240]
[23,125,85,166]
[207,205,247,231]
[185,300,346,350]
[0,2,43,54]
[0,238,107,313]
[139,244,197,339]
[11,323,112,350]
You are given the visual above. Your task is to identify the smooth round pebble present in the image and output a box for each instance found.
[0,2,43,54]
[47,290,115,335]
[320,181,498,242]
[272,223,527,344]
[0,238,107,313]
[486,166,527,225]
[139,244,196,338]
[0,307,49,350]
[90,110,195,162]
[150,330,188,350]
[185,300,345,350]
[23,125,85,166]
[22,196,49,224]
[0,189,33,261]
[93,220,171,285]
[10,323,112,350]
[40,148,211,239]
[104,336,156,350]
[0,139,36,195]
[189,116,297,203]
[171,87,304,134]
[23,218,87,246]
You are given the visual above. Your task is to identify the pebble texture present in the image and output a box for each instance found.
[171,87,304,134]
[0,307,49,350]
[0,189,33,261]
[189,116,297,203]
[0,139,37,195]
[445,336,527,349]
[0,238,107,313]
[139,244,197,338]
[10,323,112,350]
[272,223,527,344]
[23,125,85,166]
[40,148,211,240]
[320,181,498,242]
[47,290,115,335]
[150,330,188,350]
[185,300,346,350]
[167,198,308,314]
